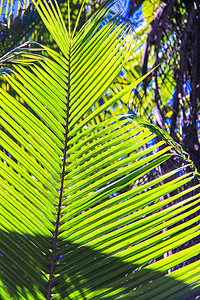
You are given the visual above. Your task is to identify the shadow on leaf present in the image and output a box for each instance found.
[0,230,197,299]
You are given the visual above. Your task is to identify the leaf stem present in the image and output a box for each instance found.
[47,44,71,300]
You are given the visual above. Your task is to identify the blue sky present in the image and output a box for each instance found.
[0,0,144,30]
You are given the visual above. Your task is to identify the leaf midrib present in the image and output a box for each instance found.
[46,43,71,300]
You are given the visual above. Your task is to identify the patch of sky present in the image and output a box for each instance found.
[132,88,140,96]
[183,81,192,97]
[121,120,129,128]
[112,104,117,112]
[95,0,144,40]
[168,93,174,107]
[165,117,171,126]
[158,32,176,58]
[108,0,144,30]
[146,137,155,147]
[105,91,111,97]
[109,0,131,19]
[119,156,126,161]
[111,128,121,135]
[2,0,145,39]
[119,68,126,77]
[197,119,200,139]
[169,81,191,108]
[0,0,38,28]
[119,116,128,122]
[178,170,184,177]
[141,139,155,156]
[98,97,105,106]
[110,192,118,198]
[0,0,19,20]
[112,120,117,125]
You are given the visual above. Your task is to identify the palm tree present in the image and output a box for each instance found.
[140,0,200,169]
[0,0,100,57]
[0,0,200,299]
[107,1,200,266]
[111,0,200,171]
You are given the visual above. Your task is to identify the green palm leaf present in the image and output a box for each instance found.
[0,0,99,57]
[0,0,199,299]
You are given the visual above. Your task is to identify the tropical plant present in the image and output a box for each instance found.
[0,0,100,57]
[110,0,200,171]
[0,1,200,299]
[0,0,102,111]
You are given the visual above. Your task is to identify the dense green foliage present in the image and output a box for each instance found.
[0,0,199,299]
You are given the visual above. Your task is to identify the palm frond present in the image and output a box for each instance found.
[0,0,199,299]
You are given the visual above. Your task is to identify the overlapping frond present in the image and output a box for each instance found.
[0,0,39,57]
[0,0,199,299]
